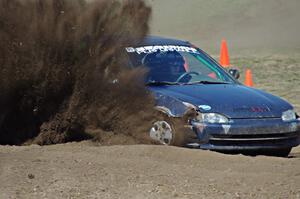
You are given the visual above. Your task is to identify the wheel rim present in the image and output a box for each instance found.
[149,121,173,145]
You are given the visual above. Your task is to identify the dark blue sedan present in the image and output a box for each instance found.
[126,36,300,156]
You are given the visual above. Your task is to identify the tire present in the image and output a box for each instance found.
[149,116,195,147]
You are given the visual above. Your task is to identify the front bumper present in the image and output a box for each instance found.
[189,118,300,150]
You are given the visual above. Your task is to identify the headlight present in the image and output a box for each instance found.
[197,113,229,124]
[282,110,296,122]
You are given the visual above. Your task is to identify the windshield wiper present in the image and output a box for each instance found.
[146,81,181,86]
[186,81,231,85]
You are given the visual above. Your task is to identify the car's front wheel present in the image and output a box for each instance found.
[149,117,194,146]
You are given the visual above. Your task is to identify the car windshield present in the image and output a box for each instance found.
[126,45,235,85]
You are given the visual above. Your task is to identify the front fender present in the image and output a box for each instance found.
[153,91,198,122]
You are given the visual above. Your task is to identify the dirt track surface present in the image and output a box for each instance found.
[1,142,299,199]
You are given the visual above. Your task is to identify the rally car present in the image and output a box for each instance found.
[126,36,300,156]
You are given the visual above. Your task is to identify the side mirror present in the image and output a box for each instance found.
[228,69,240,79]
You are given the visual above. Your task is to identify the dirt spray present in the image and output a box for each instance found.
[0,0,159,145]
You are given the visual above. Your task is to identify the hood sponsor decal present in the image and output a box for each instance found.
[233,106,271,113]
[250,107,271,113]
[198,105,212,111]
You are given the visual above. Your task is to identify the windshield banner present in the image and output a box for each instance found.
[126,45,200,55]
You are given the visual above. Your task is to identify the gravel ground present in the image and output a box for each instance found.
[0,142,300,199]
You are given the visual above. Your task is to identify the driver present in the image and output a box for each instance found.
[166,51,187,81]
[142,50,188,82]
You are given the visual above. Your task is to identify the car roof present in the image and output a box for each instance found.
[138,35,191,46]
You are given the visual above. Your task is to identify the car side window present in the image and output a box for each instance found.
[182,52,218,79]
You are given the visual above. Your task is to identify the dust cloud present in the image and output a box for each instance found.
[0,0,158,145]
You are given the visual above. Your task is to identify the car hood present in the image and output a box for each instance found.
[149,84,293,119]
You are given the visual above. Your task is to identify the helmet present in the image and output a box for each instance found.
[142,50,185,82]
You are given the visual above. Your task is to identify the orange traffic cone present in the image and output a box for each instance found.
[220,39,230,67]
[244,69,254,87]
